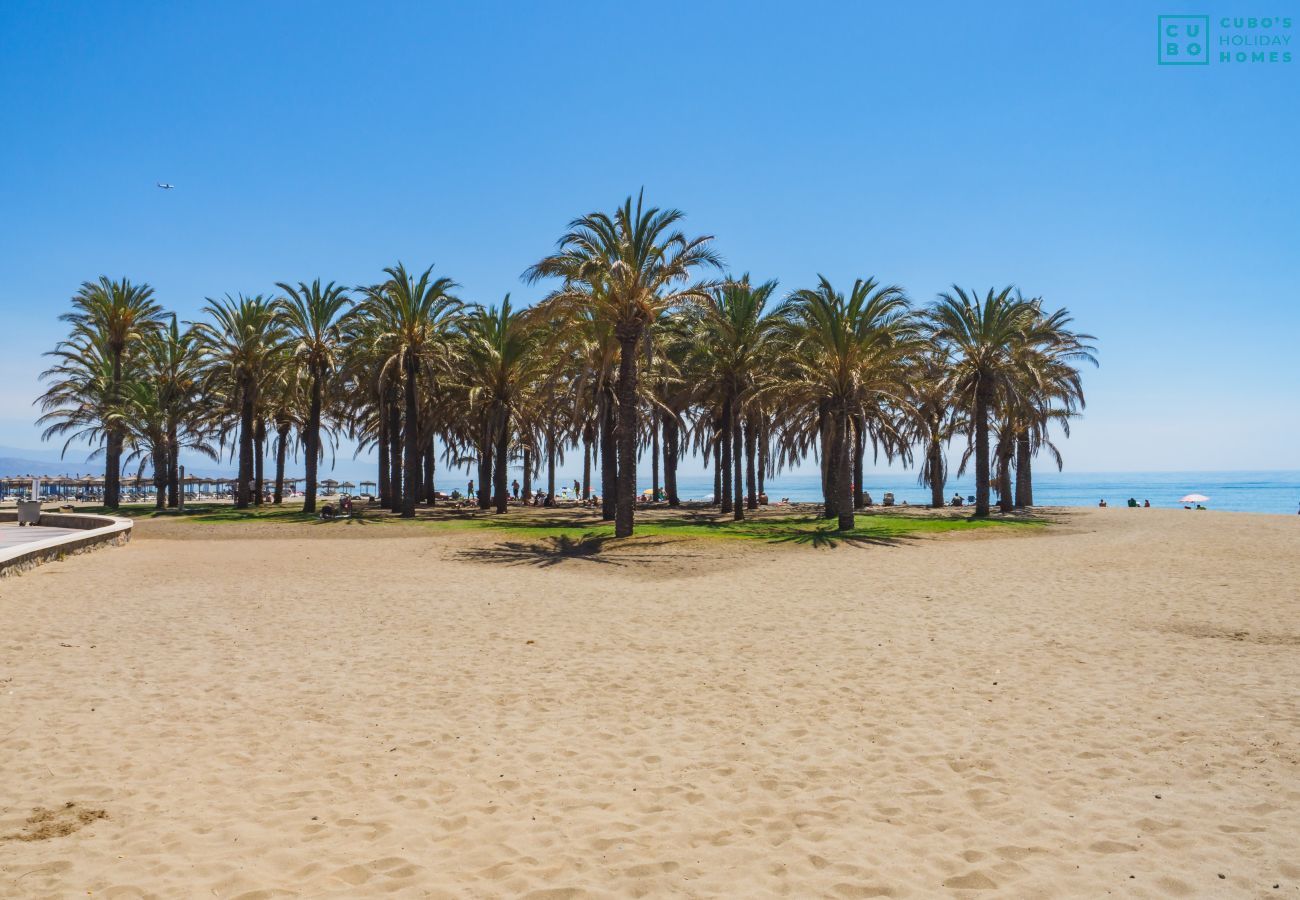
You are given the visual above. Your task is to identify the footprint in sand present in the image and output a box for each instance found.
[0,802,106,842]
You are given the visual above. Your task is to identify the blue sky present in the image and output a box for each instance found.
[1,0,1296,480]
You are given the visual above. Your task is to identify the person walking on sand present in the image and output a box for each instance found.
[511,479,519,500]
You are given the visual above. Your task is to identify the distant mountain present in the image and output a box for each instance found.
[0,457,98,477]
[0,444,81,463]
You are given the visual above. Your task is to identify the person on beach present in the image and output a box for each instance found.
[1144,499,1151,507]
[467,479,474,498]
[1098,499,1107,507]
[511,479,519,500]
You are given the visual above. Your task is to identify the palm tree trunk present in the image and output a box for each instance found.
[237,391,254,509]
[836,407,854,532]
[757,417,766,501]
[1014,431,1032,508]
[614,332,640,537]
[477,423,493,511]
[401,352,419,518]
[166,423,179,508]
[581,424,592,500]
[105,351,123,510]
[852,413,865,510]
[545,425,557,508]
[522,446,533,501]
[153,448,166,511]
[304,367,322,513]
[377,398,390,507]
[274,421,289,504]
[974,385,991,517]
[104,434,122,509]
[997,446,1014,513]
[254,417,265,506]
[600,390,617,521]
[731,402,744,522]
[722,400,733,512]
[651,409,660,501]
[929,437,945,509]
[821,408,838,520]
[664,415,679,507]
[493,416,509,514]
[387,392,402,512]
[744,416,757,510]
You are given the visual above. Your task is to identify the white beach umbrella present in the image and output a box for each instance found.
[1179,493,1209,503]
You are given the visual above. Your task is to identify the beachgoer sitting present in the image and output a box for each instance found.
[1196,504,1206,510]
[1143,499,1151,508]
[320,503,337,519]
[1098,499,1107,508]
[1127,497,1138,507]
[863,492,874,506]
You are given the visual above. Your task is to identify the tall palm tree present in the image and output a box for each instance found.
[275,279,352,513]
[525,191,720,536]
[1006,301,1097,508]
[907,344,962,508]
[928,286,1037,517]
[141,315,212,507]
[56,278,166,508]
[686,275,779,520]
[192,294,287,509]
[773,276,916,531]
[36,333,120,483]
[355,263,461,518]
[458,295,546,513]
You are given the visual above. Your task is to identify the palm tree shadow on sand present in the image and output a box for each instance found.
[455,533,691,569]
[759,526,910,549]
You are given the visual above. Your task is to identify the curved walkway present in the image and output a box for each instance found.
[0,511,132,576]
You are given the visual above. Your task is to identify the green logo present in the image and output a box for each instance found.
[1159,15,1210,64]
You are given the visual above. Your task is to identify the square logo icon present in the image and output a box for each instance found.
[1159,15,1210,64]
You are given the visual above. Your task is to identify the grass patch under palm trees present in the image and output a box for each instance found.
[87,501,1043,546]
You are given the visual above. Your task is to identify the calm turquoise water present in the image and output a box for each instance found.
[662,471,1300,515]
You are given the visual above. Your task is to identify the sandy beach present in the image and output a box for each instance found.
[1,508,1297,898]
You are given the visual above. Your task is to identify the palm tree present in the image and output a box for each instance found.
[928,286,1038,517]
[907,344,962,508]
[1006,301,1097,508]
[36,333,121,485]
[773,276,916,531]
[192,295,287,509]
[355,264,461,518]
[56,278,166,508]
[141,315,213,507]
[458,296,546,513]
[686,275,779,520]
[526,191,720,536]
[275,280,352,513]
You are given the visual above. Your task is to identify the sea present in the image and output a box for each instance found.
[655,470,1300,515]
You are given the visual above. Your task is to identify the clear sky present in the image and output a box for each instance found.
[1,0,1296,478]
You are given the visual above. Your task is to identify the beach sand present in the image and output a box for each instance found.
[1,508,1297,897]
